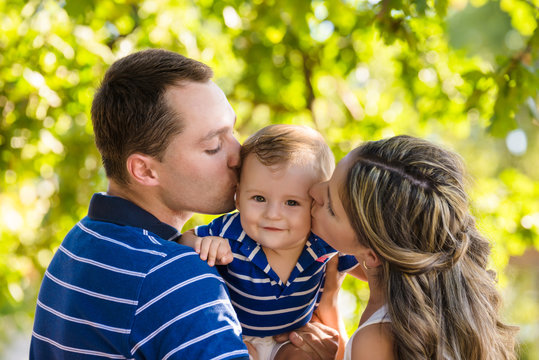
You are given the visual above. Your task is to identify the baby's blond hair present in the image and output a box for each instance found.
[240,124,334,181]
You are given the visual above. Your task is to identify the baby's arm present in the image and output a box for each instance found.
[179,230,233,267]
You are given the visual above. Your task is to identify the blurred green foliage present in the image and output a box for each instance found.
[1,0,538,358]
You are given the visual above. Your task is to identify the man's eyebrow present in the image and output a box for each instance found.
[200,116,237,142]
[201,127,228,142]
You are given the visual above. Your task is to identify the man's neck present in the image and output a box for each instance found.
[107,181,192,231]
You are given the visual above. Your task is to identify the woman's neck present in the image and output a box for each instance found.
[359,278,386,325]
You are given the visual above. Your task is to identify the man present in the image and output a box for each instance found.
[30,49,338,359]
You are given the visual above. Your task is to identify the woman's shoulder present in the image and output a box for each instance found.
[351,322,394,360]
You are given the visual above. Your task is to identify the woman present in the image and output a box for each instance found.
[310,135,518,360]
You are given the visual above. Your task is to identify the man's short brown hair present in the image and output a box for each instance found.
[91,49,213,184]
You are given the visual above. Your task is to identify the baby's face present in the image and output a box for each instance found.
[236,154,319,251]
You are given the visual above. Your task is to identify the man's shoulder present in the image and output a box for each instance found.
[73,216,213,275]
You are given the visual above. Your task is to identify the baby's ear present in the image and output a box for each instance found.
[234,187,241,211]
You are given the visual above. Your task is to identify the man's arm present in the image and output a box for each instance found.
[133,248,248,359]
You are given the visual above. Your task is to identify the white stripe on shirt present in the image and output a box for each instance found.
[289,283,321,297]
[59,246,146,278]
[219,213,238,237]
[77,222,167,257]
[294,266,324,282]
[231,299,310,316]
[211,349,251,360]
[131,299,234,354]
[232,253,250,261]
[37,299,131,334]
[143,229,162,245]
[224,281,277,301]
[248,246,260,261]
[306,246,319,260]
[162,325,246,360]
[32,331,129,359]
[147,252,198,275]
[239,301,315,331]
[226,269,271,283]
[236,231,246,242]
[135,273,225,315]
[45,271,138,305]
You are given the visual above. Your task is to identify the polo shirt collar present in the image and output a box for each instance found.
[88,192,181,242]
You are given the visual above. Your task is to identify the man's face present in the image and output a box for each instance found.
[156,81,240,217]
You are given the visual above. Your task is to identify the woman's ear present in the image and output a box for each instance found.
[363,248,382,269]
[126,153,159,186]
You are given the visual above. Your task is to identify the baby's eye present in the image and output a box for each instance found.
[253,195,265,202]
[286,200,299,206]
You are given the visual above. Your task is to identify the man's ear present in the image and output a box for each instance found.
[126,153,159,186]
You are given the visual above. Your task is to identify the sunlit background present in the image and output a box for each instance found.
[1,0,538,358]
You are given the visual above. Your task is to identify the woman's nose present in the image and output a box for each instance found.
[309,182,323,205]
[227,136,241,169]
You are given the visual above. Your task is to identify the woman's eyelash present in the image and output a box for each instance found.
[327,201,335,216]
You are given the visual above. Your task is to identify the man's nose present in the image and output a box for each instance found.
[228,136,241,169]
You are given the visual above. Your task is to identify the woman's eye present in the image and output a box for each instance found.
[326,202,335,216]
[286,200,299,206]
[253,195,265,202]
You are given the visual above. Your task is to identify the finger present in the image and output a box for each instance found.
[273,332,291,343]
[218,253,233,265]
[216,241,233,265]
[288,322,338,360]
[194,237,202,254]
[207,241,220,267]
[198,238,212,261]
[244,341,259,360]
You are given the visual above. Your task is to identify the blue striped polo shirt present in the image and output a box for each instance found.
[195,212,358,337]
[30,193,249,360]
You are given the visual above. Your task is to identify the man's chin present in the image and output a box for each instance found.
[198,199,236,215]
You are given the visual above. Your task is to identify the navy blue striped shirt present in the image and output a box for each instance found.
[31,193,249,360]
[195,212,358,337]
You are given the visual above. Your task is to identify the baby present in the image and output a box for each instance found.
[180,124,358,359]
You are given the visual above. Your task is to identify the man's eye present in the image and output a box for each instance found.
[286,200,299,206]
[205,145,221,155]
[253,195,265,202]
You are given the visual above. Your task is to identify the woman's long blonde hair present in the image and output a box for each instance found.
[341,135,517,359]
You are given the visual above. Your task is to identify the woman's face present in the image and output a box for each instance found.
[309,149,361,256]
